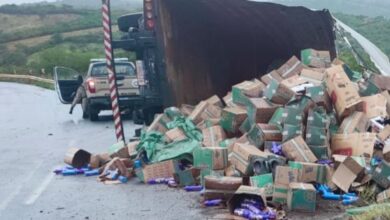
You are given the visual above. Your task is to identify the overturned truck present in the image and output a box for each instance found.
[116,0,336,122]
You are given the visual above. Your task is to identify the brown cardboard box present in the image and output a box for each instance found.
[232,80,265,98]
[260,70,283,85]
[371,74,390,91]
[381,91,390,117]
[202,125,227,147]
[204,176,243,190]
[180,104,195,116]
[332,157,364,192]
[108,142,129,159]
[165,127,187,142]
[205,95,224,108]
[359,94,388,119]
[100,157,129,179]
[301,49,331,68]
[200,103,222,120]
[331,133,376,158]
[220,107,247,134]
[272,83,296,105]
[127,141,140,158]
[64,147,91,168]
[281,75,308,89]
[229,143,270,175]
[338,111,369,134]
[277,56,304,78]
[378,125,390,143]
[377,188,390,203]
[282,136,318,163]
[223,92,237,108]
[141,160,178,183]
[197,118,221,130]
[227,186,267,214]
[272,166,299,204]
[247,98,279,124]
[189,101,209,124]
[288,161,327,184]
[194,147,229,170]
[287,182,317,212]
[300,68,325,85]
[147,114,168,133]
[325,65,362,118]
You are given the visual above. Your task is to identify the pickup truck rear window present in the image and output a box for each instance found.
[91,63,135,77]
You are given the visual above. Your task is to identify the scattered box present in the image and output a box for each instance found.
[331,133,376,158]
[300,68,325,85]
[189,101,209,124]
[338,111,369,134]
[146,114,169,133]
[205,95,224,108]
[263,79,296,105]
[64,147,91,168]
[282,136,318,163]
[359,93,388,119]
[194,147,228,170]
[139,160,179,183]
[301,48,331,68]
[247,98,279,124]
[378,125,390,143]
[220,107,247,133]
[277,56,304,79]
[165,127,187,142]
[232,80,265,105]
[289,161,327,184]
[227,186,267,214]
[202,125,227,147]
[260,70,283,85]
[287,182,317,212]
[247,123,282,149]
[229,143,270,175]
[332,156,364,192]
[250,173,273,198]
[272,166,299,204]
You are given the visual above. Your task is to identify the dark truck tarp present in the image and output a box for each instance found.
[156,0,336,106]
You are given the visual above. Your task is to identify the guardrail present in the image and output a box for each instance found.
[0,74,54,89]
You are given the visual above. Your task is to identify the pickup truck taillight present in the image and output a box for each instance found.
[144,0,155,30]
[87,79,96,93]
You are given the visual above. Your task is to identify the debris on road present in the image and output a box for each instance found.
[59,49,390,219]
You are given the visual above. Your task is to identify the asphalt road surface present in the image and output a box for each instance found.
[0,82,208,220]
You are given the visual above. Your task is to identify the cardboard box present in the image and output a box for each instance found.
[309,144,331,160]
[108,141,129,159]
[250,173,273,198]
[277,56,304,78]
[282,106,304,125]
[202,125,227,147]
[332,156,364,192]
[147,114,169,133]
[247,123,282,149]
[359,94,388,119]
[64,147,91,168]
[372,160,390,188]
[227,186,267,214]
[282,123,303,142]
[263,79,295,105]
[289,161,327,184]
[100,157,129,180]
[189,101,209,124]
[223,92,238,108]
[127,141,139,159]
[281,75,308,89]
[307,107,330,128]
[287,182,317,212]
[325,65,362,118]
[174,168,200,186]
[205,176,243,190]
[305,85,332,112]
[220,107,247,133]
[282,136,318,163]
[377,188,390,203]
[229,143,270,175]
[371,74,390,91]
[260,70,283,85]
[338,111,369,134]
[232,80,265,105]
[301,48,331,68]
[165,127,187,142]
[305,126,328,146]
[300,68,325,85]
[331,133,376,158]
[268,107,284,130]
[180,104,195,117]
[247,98,279,124]
[239,118,252,134]
[139,160,179,183]
[379,125,390,143]
[197,118,220,130]
[193,147,228,170]
[201,104,222,121]
[272,166,299,203]
[381,91,390,117]
[205,95,223,108]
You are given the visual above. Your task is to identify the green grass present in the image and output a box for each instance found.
[0,76,54,90]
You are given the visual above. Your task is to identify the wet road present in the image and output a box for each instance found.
[0,83,206,220]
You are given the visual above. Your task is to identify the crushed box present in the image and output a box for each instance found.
[282,136,318,163]
[332,156,364,192]
[287,182,317,212]
[337,111,369,134]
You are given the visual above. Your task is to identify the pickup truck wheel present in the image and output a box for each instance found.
[89,108,99,121]
[82,98,89,119]
[132,109,144,125]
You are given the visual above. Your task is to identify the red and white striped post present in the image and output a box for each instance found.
[102,0,125,142]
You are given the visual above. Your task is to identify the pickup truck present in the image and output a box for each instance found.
[54,58,143,121]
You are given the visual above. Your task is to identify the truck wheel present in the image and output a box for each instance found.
[89,107,99,121]
[82,98,89,119]
[132,109,144,125]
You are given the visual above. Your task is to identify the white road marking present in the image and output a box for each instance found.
[24,171,55,205]
[0,160,43,213]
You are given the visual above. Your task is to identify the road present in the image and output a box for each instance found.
[335,19,390,76]
[0,82,207,220]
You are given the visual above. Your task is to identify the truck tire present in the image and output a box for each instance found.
[89,107,99,121]
[82,98,89,119]
[132,109,144,125]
